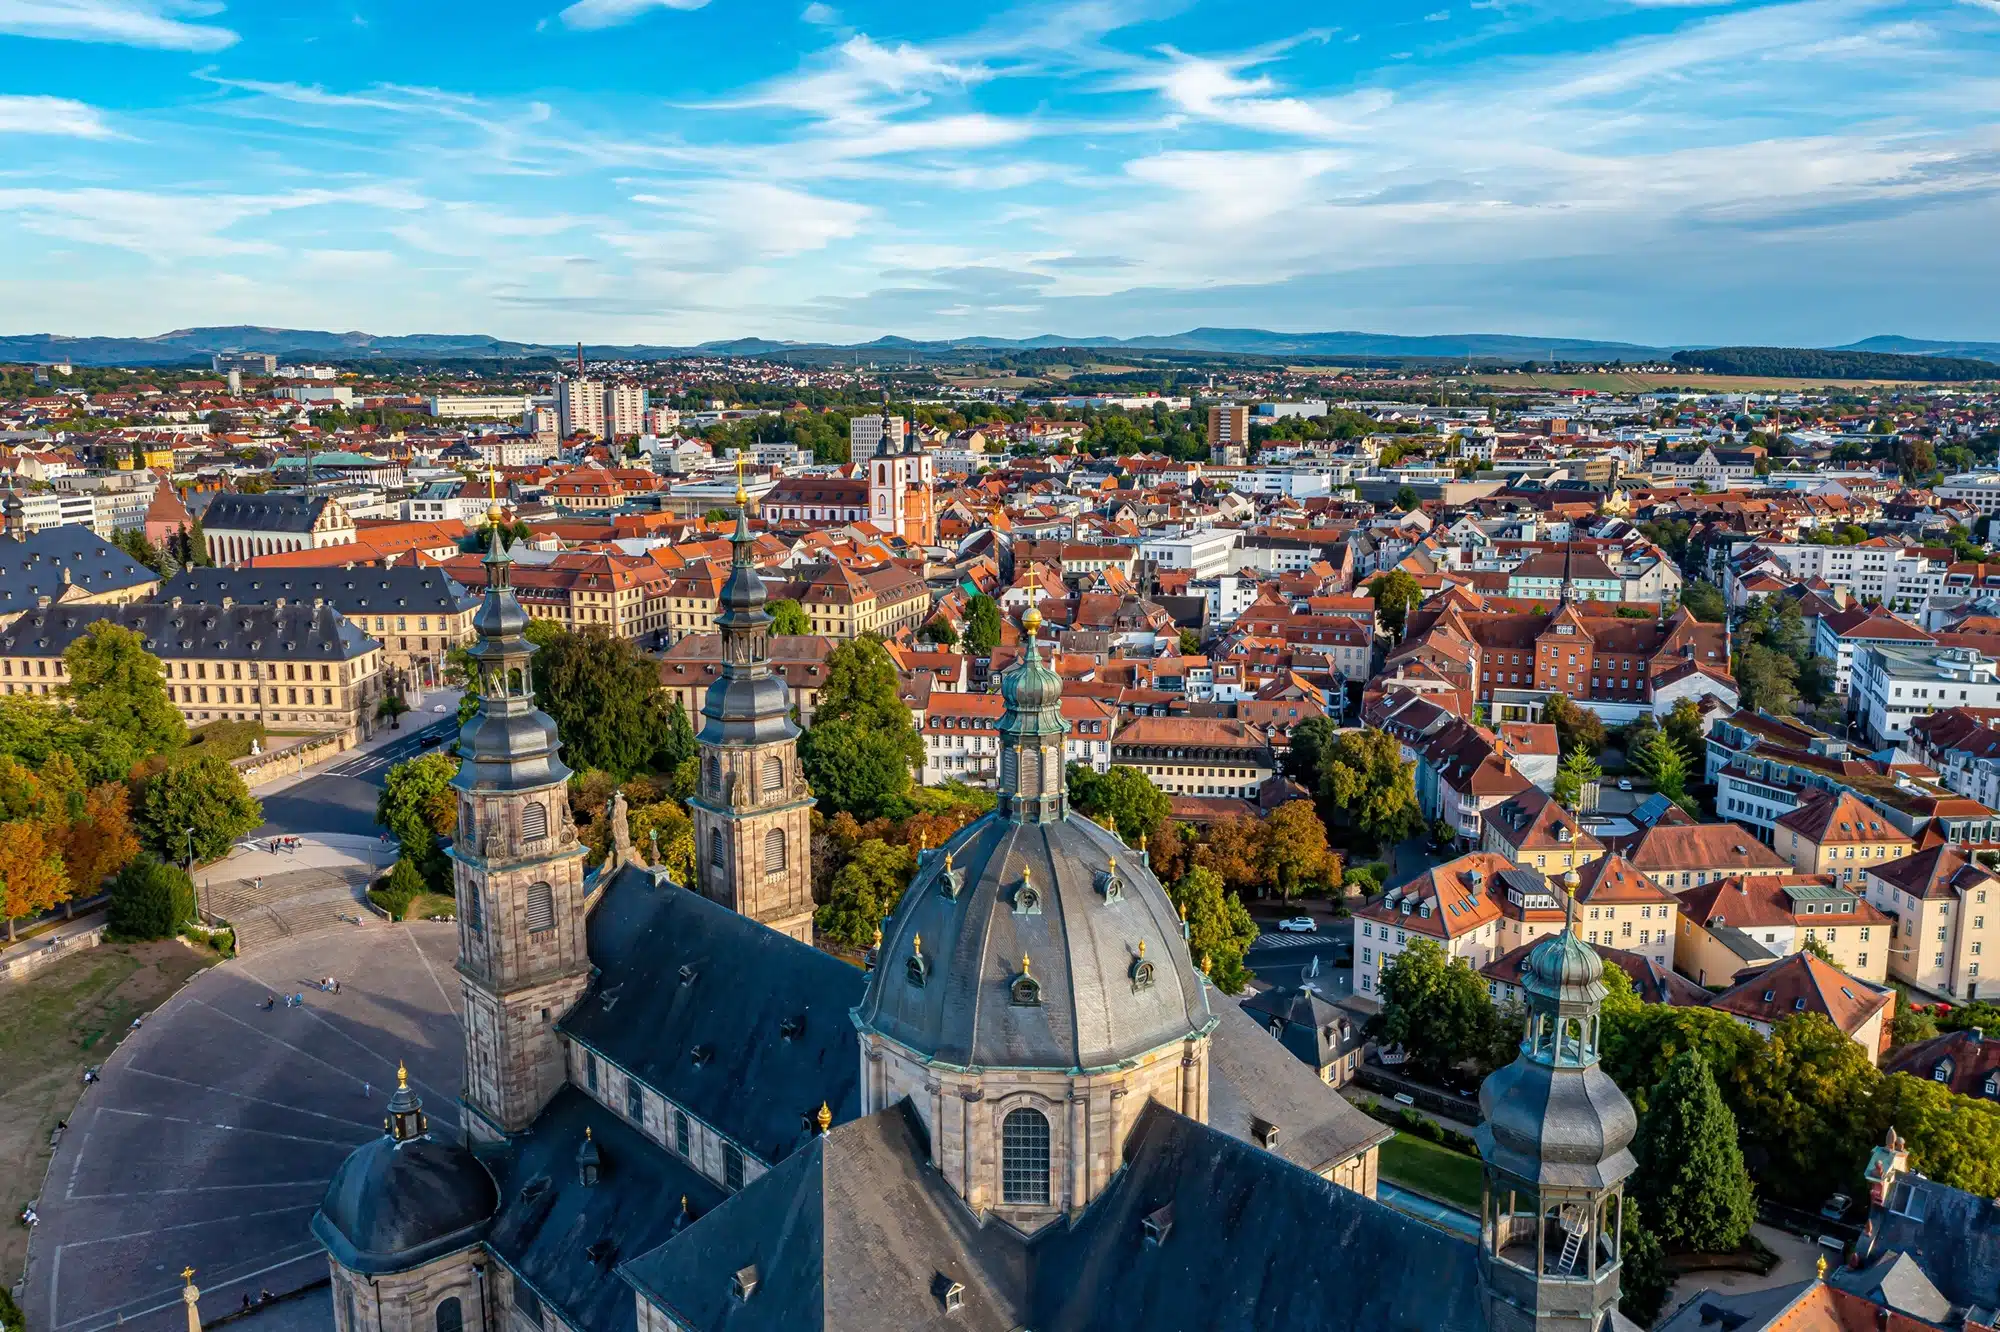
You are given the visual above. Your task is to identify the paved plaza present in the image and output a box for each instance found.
[197,836,397,953]
[20,923,463,1332]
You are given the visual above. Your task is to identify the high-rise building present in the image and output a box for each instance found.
[556,378,606,439]
[607,382,647,439]
[687,471,817,941]
[848,413,906,457]
[211,351,277,375]
[1207,404,1250,451]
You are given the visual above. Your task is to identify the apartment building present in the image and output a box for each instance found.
[778,561,930,641]
[916,691,1117,787]
[163,566,478,690]
[1480,786,1603,876]
[1140,528,1240,580]
[1812,607,1935,695]
[664,561,727,642]
[1109,715,1275,799]
[1675,873,1891,986]
[428,394,534,420]
[1776,790,1917,889]
[557,378,605,439]
[0,599,385,735]
[1864,844,2000,1001]
[1936,472,2000,513]
[1851,643,2000,746]
[1624,820,1794,890]
[1729,538,1948,613]
[1353,852,1516,1000]
[659,633,835,728]
[1907,709,2000,809]
[1706,951,1894,1064]
[202,493,358,566]
[0,522,160,623]
[1570,853,1679,971]
[441,551,673,641]
[1207,405,1250,452]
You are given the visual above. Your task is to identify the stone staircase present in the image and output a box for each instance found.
[206,865,378,954]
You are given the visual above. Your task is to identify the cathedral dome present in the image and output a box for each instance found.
[999,646,1063,714]
[855,813,1214,1071]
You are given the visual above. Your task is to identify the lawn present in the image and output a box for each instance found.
[1378,1132,1485,1212]
[0,940,216,1288]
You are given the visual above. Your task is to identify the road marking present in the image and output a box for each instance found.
[54,1201,320,1248]
[65,1180,328,1202]
[405,925,462,1020]
[227,968,457,1105]
[54,1245,324,1332]
[119,1065,382,1131]
[91,1106,364,1150]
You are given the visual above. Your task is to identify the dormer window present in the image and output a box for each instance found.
[731,1266,759,1302]
[1142,1203,1175,1246]
[1011,957,1042,1007]
[1253,1118,1281,1148]
[931,1275,965,1313]
[1130,941,1155,993]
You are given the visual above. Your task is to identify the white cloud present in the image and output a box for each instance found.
[628,180,868,258]
[557,0,708,31]
[801,1,837,22]
[0,0,236,50]
[0,93,118,137]
[1425,8,1450,18]
[0,185,424,261]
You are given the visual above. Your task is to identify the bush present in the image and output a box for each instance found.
[108,855,197,939]
[179,719,267,763]
[368,857,428,921]
[0,1286,25,1332]
[1356,1098,1481,1156]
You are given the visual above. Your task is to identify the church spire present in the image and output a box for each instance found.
[997,564,1067,824]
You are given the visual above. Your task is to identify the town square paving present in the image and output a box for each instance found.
[20,923,462,1332]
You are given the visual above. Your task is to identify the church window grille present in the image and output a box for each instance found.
[761,755,783,792]
[723,1143,745,1191]
[1001,747,1016,787]
[710,829,726,868]
[705,755,721,795]
[434,1298,463,1332]
[464,880,482,935]
[1001,1108,1051,1205]
[675,1110,690,1156]
[525,882,555,934]
[764,828,787,874]
[627,1077,644,1121]
[584,1050,598,1092]
[522,801,548,842]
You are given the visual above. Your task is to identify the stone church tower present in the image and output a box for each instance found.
[689,472,816,941]
[1475,880,1639,1332]
[448,517,591,1142]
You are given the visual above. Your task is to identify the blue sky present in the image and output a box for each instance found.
[4,0,2000,346]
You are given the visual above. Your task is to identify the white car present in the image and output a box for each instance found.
[432,704,448,713]
[1617,778,1633,791]
[1277,916,1318,933]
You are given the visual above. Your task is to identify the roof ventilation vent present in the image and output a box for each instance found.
[1142,1203,1176,1247]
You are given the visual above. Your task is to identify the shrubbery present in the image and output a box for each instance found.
[107,854,197,939]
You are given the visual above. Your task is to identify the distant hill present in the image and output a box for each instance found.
[4,324,1997,370]
[1671,346,2000,382]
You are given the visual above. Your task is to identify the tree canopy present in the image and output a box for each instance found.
[1630,1049,1756,1252]
[1166,865,1257,994]
[1317,728,1423,850]
[530,626,685,779]
[1366,571,1424,639]
[767,598,809,635]
[63,621,188,758]
[1369,938,1505,1083]
[800,637,925,820]
[1067,763,1171,846]
[814,837,915,948]
[962,594,1003,656]
[136,754,261,865]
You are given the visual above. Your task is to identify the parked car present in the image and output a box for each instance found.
[1617,778,1633,791]
[1277,916,1318,933]
[432,704,448,713]
[420,734,442,749]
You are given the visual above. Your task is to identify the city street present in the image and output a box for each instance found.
[251,710,460,842]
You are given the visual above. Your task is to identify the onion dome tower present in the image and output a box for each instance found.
[449,483,591,1141]
[688,456,815,940]
[851,578,1215,1232]
[1475,884,1639,1332]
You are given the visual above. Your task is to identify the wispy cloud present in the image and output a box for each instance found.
[0,0,237,50]
[556,0,709,30]
[0,93,120,138]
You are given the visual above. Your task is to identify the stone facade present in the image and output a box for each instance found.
[328,1248,487,1332]
[689,738,815,942]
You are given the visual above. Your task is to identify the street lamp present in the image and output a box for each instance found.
[184,826,199,921]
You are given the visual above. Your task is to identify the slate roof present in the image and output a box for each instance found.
[1860,1173,2000,1315]
[1,598,375,662]
[1869,843,1999,902]
[859,812,1213,1072]
[1882,1028,2000,1098]
[1205,1000,1389,1175]
[163,565,477,618]
[482,1086,726,1332]
[0,524,158,616]
[203,492,333,534]
[1830,1252,1953,1324]
[558,866,864,1169]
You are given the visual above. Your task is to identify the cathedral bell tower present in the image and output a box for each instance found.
[449,496,591,1142]
[1475,886,1638,1332]
[998,576,1068,824]
[688,460,816,941]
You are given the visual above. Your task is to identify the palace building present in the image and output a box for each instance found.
[311,486,1648,1332]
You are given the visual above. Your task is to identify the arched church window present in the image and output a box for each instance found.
[706,755,721,795]
[435,1297,463,1332]
[1001,1107,1051,1205]
[764,828,787,874]
[522,801,548,842]
[710,828,726,868]
[525,882,555,934]
[762,755,784,792]
[463,879,483,935]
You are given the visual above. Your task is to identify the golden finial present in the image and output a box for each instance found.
[735,449,748,506]
[872,924,882,948]
[1199,953,1212,975]
[1179,901,1188,921]
[1816,1254,1828,1281]
[396,1059,408,1090]
[945,849,954,871]
[919,830,927,852]
[487,467,504,526]
[913,932,922,955]
[1109,855,1117,872]
[1023,864,1032,887]
[816,1101,832,1134]
[1022,562,1043,634]
[182,1268,196,1284]
[1021,953,1032,977]
[584,1126,593,1140]
[1137,939,1146,957]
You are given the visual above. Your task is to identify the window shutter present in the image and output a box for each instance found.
[764,827,787,874]
[522,801,548,842]
[525,882,555,933]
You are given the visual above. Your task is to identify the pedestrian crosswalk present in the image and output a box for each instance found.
[1252,930,1329,950]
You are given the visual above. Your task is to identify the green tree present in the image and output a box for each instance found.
[1259,799,1332,901]
[1367,570,1424,640]
[1630,1049,1756,1252]
[919,616,959,647]
[62,621,186,758]
[800,637,925,820]
[962,594,1003,655]
[1541,694,1607,756]
[106,854,197,939]
[1600,1002,1763,1118]
[1067,763,1171,846]
[1282,716,1335,792]
[1318,728,1423,850]
[1874,1072,2000,1198]
[1679,580,1727,622]
[137,755,261,865]
[1178,628,1201,655]
[1618,1207,1672,1326]
[378,752,460,888]
[768,598,809,635]
[1661,698,1706,768]
[1627,725,1690,801]
[1166,865,1257,994]
[1553,745,1601,809]
[658,696,698,775]
[814,838,915,948]
[370,856,429,920]
[1737,644,1801,718]
[1369,937,1499,1082]
[1394,485,1420,512]
[628,800,696,883]
[531,627,678,779]
[1735,1013,1882,1197]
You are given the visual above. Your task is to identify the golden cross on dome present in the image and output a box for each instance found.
[396,1059,408,1090]
[487,468,503,524]
[735,449,748,506]
[182,1268,196,1284]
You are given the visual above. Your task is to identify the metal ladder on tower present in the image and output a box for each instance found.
[1555,1221,1587,1275]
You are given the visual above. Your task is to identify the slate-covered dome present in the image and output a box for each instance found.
[1524,927,1604,1001]
[1000,646,1062,713]
[856,813,1214,1071]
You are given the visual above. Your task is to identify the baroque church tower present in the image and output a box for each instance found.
[688,464,816,941]
[1475,878,1639,1332]
[448,506,592,1142]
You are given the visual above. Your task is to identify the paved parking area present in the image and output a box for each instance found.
[21,924,463,1332]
